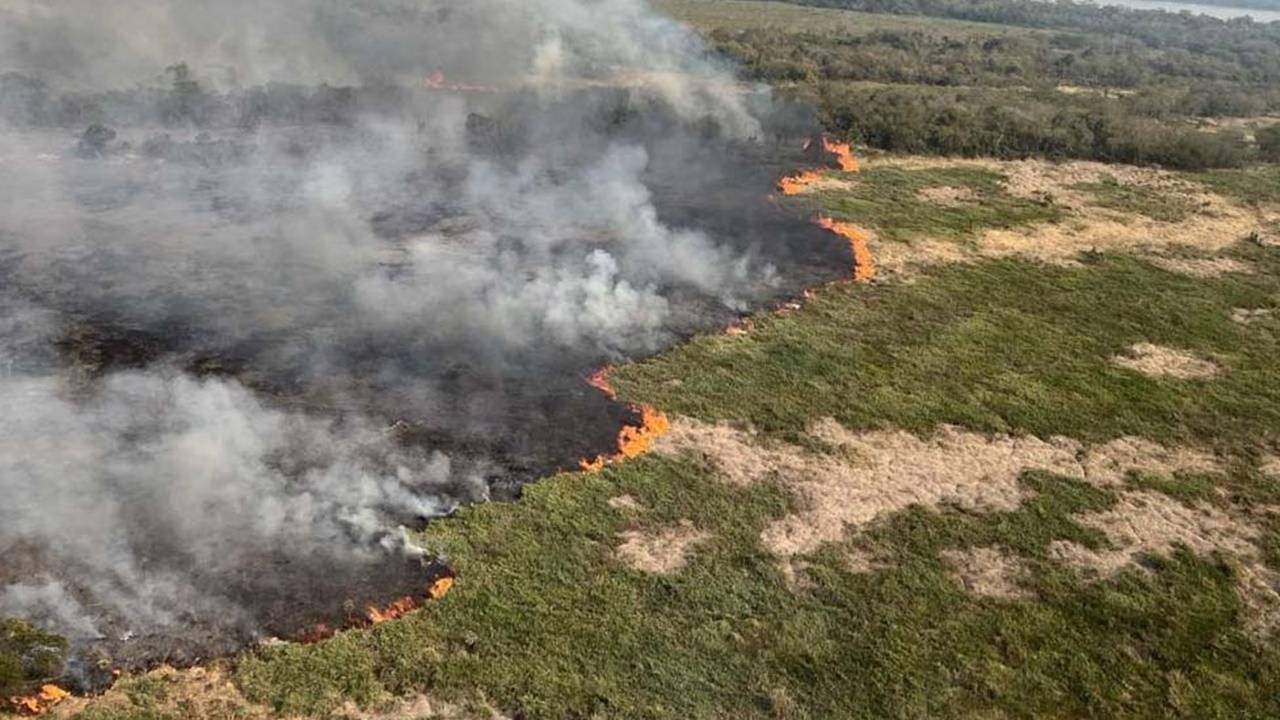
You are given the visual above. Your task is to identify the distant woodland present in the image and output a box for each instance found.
[706,0,1280,167]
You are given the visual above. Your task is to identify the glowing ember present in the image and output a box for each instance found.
[7,685,69,716]
[424,71,497,93]
[815,216,876,283]
[822,137,860,173]
[587,367,618,400]
[297,623,337,644]
[580,369,672,472]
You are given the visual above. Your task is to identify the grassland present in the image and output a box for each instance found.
[1073,174,1196,223]
[32,156,1277,719]
[1189,165,1280,208]
[789,165,1060,242]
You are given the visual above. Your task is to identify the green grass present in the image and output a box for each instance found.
[209,242,1280,720]
[790,165,1060,243]
[225,452,1280,720]
[614,246,1280,455]
[1188,165,1280,208]
[1073,175,1197,222]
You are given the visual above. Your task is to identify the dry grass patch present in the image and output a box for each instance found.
[48,665,270,720]
[1050,490,1280,637]
[941,546,1031,599]
[917,185,978,206]
[1081,435,1221,486]
[1232,308,1275,324]
[1261,456,1280,479]
[607,494,644,512]
[864,156,1278,275]
[657,417,1223,562]
[615,521,709,575]
[1111,342,1220,380]
[1149,256,1255,278]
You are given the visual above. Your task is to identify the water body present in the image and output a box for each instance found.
[1089,0,1280,22]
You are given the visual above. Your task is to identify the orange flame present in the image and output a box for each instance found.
[776,135,858,195]
[580,369,671,472]
[586,367,618,400]
[366,577,455,625]
[777,169,821,196]
[815,215,875,283]
[8,685,69,716]
[822,137,860,173]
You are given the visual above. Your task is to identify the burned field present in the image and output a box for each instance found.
[0,5,855,687]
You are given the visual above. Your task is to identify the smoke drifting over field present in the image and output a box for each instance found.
[0,0,847,677]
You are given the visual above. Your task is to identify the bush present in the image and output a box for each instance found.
[0,619,67,697]
[1257,124,1280,162]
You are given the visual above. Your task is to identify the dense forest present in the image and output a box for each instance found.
[703,0,1280,168]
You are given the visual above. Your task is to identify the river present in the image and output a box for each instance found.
[1089,0,1280,22]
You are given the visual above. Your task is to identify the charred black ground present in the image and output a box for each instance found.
[0,74,850,683]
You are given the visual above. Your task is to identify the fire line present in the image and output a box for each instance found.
[776,135,875,283]
[580,369,671,472]
[7,685,70,717]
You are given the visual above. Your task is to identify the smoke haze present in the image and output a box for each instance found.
[0,0,847,677]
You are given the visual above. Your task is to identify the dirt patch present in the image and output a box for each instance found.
[917,185,979,206]
[1149,256,1255,278]
[616,521,709,575]
[942,546,1031,599]
[608,494,644,512]
[1232,308,1275,324]
[864,156,1277,276]
[658,417,1221,560]
[1111,342,1220,380]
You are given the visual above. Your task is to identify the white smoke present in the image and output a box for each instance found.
[0,0,789,651]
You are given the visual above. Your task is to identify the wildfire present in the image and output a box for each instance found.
[580,369,672,472]
[298,576,455,642]
[822,137,860,173]
[586,367,617,400]
[7,685,69,716]
[778,169,821,196]
[815,215,876,283]
[365,577,455,625]
[776,135,860,195]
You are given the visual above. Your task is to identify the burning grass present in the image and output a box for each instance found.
[579,369,673,473]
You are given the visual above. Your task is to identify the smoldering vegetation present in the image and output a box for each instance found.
[0,0,849,681]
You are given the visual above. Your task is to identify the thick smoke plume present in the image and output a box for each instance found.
[0,0,845,677]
